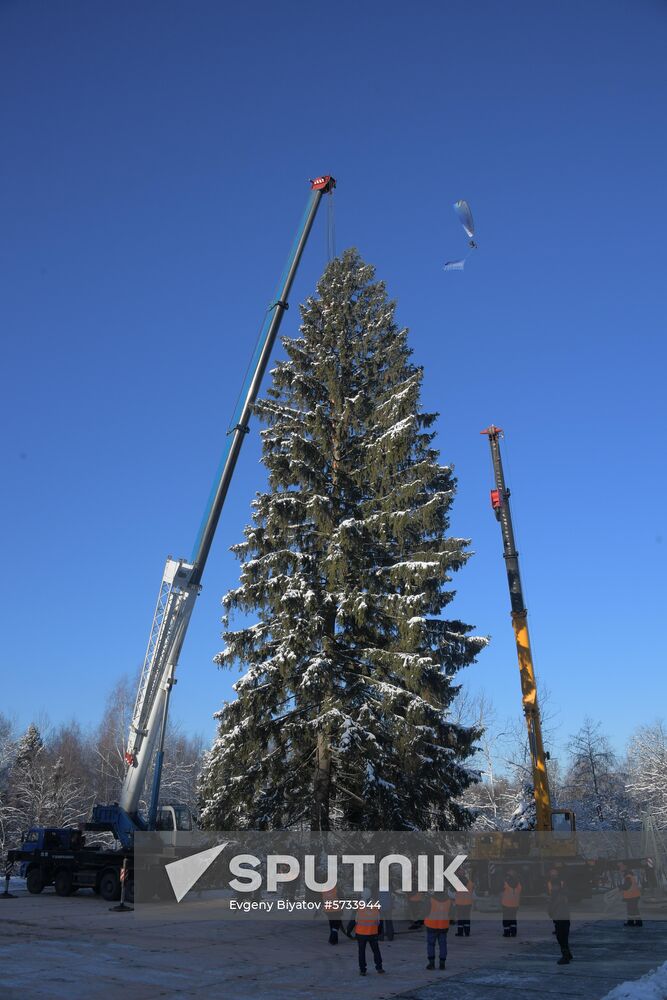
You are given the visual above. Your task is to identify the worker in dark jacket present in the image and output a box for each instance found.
[407,890,426,929]
[322,886,341,944]
[377,888,395,941]
[548,876,573,965]
[547,866,560,935]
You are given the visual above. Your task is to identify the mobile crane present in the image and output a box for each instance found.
[9,175,336,899]
[481,425,574,834]
[478,428,659,901]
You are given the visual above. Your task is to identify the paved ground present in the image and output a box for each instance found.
[1,884,666,999]
[396,921,667,999]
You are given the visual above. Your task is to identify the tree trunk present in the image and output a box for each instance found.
[309,403,347,832]
[311,729,331,831]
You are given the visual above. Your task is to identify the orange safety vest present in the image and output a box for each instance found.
[424,897,452,929]
[355,915,380,936]
[455,879,473,906]
[501,881,522,908]
[622,874,641,900]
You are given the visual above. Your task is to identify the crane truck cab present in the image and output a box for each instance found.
[156,803,194,833]
[551,809,575,834]
[154,802,197,847]
[14,826,84,888]
[18,826,84,855]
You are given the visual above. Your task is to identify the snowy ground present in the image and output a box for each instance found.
[1,883,666,999]
[600,962,667,1000]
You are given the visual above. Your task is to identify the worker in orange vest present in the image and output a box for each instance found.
[322,885,341,945]
[424,891,452,970]
[501,870,522,937]
[454,871,474,937]
[354,898,385,977]
[621,868,642,928]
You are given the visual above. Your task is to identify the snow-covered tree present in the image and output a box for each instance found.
[41,756,86,829]
[0,684,203,851]
[627,721,667,829]
[0,714,18,852]
[508,781,537,831]
[14,723,43,768]
[9,724,47,830]
[153,729,204,820]
[199,249,486,832]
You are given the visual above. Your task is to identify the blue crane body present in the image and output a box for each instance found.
[8,176,336,901]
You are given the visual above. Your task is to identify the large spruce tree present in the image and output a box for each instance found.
[199,249,486,832]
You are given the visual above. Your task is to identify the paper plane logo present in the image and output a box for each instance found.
[165,842,228,903]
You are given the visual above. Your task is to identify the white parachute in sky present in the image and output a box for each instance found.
[444,199,478,272]
[454,200,476,243]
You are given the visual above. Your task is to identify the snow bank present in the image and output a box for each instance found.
[600,961,667,1000]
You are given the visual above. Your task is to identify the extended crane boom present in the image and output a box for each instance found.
[481,425,573,834]
[91,176,335,845]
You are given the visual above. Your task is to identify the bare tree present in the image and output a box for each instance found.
[92,675,135,805]
[150,726,204,818]
[558,717,634,829]
[498,681,561,780]
[455,693,523,830]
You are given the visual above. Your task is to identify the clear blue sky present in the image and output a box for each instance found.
[1,0,665,762]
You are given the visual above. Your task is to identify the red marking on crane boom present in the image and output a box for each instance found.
[310,175,336,191]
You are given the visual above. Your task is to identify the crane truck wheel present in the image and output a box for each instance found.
[99,869,121,902]
[54,868,74,897]
[26,867,45,894]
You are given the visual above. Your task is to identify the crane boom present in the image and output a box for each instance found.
[481,425,553,832]
[116,176,336,828]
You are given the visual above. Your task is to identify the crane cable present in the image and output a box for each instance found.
[326,186,336,261]
[227,186,335,440]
